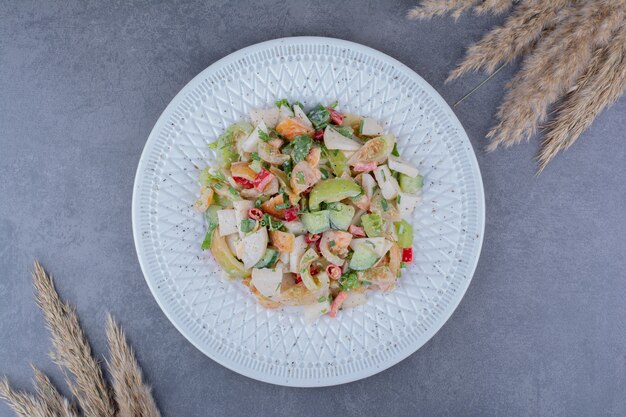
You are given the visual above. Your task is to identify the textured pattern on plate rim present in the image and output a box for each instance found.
[132,37,485,387]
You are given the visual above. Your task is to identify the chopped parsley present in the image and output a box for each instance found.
[275,98,290,108]
[392,143,400,157]
[208,141,218,149]
[296,171,305,185]
[381,198,389,211]
[258,130,271,142]
[283,135,312,164]
[329,240,336,247]
[251,152,260,161]
[282,159,293,178]
[275,203,291,210]
[260,214,283,231]
[339,272,360,292]
[396,195,402,205]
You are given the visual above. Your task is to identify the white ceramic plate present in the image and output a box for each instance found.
[132,37,484,387]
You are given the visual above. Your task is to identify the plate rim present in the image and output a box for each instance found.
[132,36,485,387]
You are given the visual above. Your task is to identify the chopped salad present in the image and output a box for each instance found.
[195,100,423,321]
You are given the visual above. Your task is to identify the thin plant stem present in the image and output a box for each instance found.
[453,63,506,107]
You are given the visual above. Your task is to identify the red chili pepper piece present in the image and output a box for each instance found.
[248,208,263,220]
[309,265,319,276]
[284,207,299,222]
[305,233,321,244]
[326,264,342,280]
[253,169,274,192]
[328,107,343,125]
[294,274,302,284]
[313,130,324,141]
[233,176,254,189]
[402,247,413,263]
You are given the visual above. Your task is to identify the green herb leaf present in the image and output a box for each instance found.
[328,101,338,108]
[275,203,291,210]
[392,144,400,157]
[258,130,271,142]
[319,167,330,179]
[381,198,389,211]
[339,272,360,292]
[208,141,218,149]
[296,171,305,185]
[275,98,290,108]
[283,135,313,164]
[251,152,261,161]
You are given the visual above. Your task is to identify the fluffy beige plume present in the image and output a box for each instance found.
[447,0,570,81]
[106,315,161,417]
[407,0,480,20]
[0,378,48,417]
[33,368,78,417]
[32,261,115,417]
[538,27,626,172]
[486,0,624,151]
[473,0,514,15]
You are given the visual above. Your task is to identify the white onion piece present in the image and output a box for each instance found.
[388,155,420,178]
[251,267,283,298]
[319,231,344,265]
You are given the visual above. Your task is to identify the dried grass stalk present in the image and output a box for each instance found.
[32,368,78,417]
[106,315,161,417]
[473,0,514,16]
[486,0,624,150]
[0,378,47,417]
[407,0,480,20]
[447,0,571,81]
[33,261,115,417]
[538,27,626,172]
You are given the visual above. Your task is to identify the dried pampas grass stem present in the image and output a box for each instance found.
[1,261,162,417]
[0,379,47,417]
[32,368,78,417]
[106,315,161,417]
[538,26,626,172]
[407,0,512,19]
[410,0,626,172]
[487,0,624,150]
[33,261,115,417]
[447,0,570,81]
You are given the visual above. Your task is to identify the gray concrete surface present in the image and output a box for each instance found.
[1,1,626,416]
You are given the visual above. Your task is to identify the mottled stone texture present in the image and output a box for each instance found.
[1,1,625,416]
